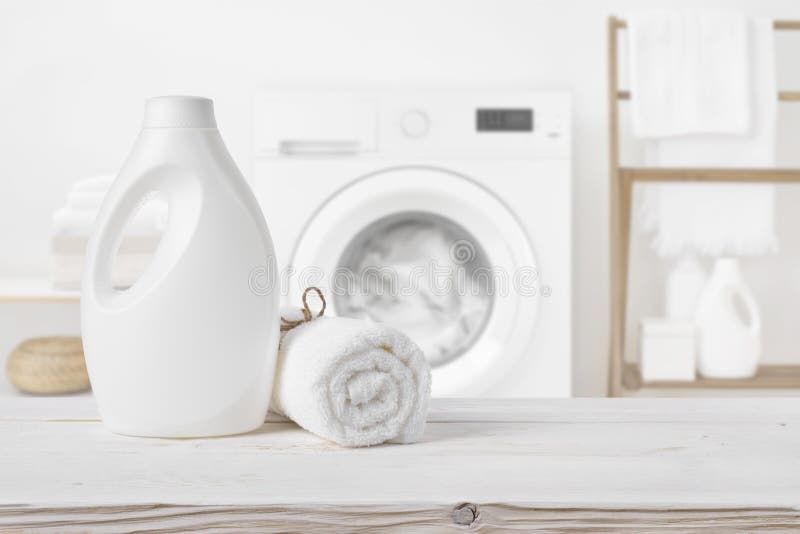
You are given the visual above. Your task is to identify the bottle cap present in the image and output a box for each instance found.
[143,96,217,128]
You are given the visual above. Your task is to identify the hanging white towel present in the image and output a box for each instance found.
[640,183,777,257]
[649,18,777,167]
[631,13,778,257]
[629,10,750,138]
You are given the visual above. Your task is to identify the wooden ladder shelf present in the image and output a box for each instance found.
[607,16,800,396]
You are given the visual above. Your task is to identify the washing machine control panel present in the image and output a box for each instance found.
[254,91,570,159]
[476,108,533,132]
[400,109,431,138]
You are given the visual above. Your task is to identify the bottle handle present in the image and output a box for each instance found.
[84,166,202,310]
[730,286,761,335]
[83,174,163,306]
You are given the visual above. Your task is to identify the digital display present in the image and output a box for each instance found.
[477,108,533,132]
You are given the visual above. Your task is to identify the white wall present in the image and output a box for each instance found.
[1,0,799,396]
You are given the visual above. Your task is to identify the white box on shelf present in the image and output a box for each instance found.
[639,318,696,382]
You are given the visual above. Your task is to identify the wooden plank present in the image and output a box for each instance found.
[0,393,99,421]
[625,363,800,390]
[622,358,643,390]
[5,396,800,424]
[0,399,798,532]
[614,19,800,30]
[607,16,624,397]
[1,503,799,533]
[617,90,800,102]
[1,399,799,530]
[775,20,800,30]
[621,167,800,183]
[619,166,633,389]
[0,405,798,506]
[0,278,79,303]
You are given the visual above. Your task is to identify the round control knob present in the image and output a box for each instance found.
[400,110,430,138]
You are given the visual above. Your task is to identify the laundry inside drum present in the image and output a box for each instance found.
[334,211,494,367]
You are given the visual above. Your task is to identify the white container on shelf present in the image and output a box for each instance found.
[639,318,696,382]
[665,256,707,320]
[695,258,761,379]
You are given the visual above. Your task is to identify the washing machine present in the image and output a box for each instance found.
[252,90,571,397]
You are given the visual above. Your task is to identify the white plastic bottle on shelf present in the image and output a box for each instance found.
[82,96,279,437]
[694,258,761,379]
[665,256,707,320]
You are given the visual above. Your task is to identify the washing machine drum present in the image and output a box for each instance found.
[290,167,540,397]
[335,211,493,368]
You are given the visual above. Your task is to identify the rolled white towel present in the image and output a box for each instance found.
[271,307,431,447]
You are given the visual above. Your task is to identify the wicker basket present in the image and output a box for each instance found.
[6,337,90,394]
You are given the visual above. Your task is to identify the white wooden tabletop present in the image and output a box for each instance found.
[1,396,798,532]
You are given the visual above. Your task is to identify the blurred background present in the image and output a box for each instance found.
[2,0,800,398]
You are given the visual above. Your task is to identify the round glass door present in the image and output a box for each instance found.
[289,167,539,396]
[334,211,494,368]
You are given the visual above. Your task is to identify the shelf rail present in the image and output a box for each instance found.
[607,16,800,396]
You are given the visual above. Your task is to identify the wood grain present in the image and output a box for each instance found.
[614,19,800,30]
[607,16,623,397]
[2,503,800,533]
[6,396,800,424]
[1,398,799,531]
[622,167,800,184]
[618,90,800,102]
[627,362,800,389]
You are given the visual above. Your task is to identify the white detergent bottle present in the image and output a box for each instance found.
[695,258,761,379]
[82,96,279,437]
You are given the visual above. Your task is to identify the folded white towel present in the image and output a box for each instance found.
[51,208,99,236]
[51,252,159,290]
[52,202,167,236]
[66,190,106,211]
[629,10,750,137]
[50,234,162,255]
[73,174,114,193]
[271,313,431,447]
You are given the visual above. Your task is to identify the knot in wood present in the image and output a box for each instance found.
[453,502,478,526]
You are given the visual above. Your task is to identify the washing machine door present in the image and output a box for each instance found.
[290,166,540,397]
